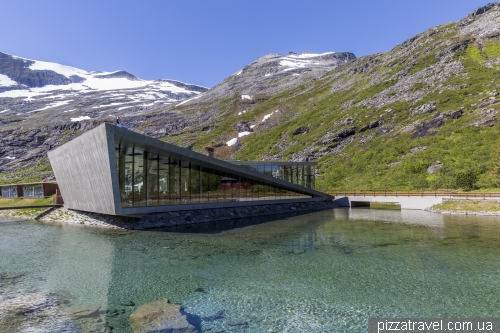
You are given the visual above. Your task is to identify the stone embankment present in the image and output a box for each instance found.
[425,208,500,216]
[0,201,338,230]
[426,197,500,216]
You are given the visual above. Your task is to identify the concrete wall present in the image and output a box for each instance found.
[48,124,117,215]
[334,195,445,210]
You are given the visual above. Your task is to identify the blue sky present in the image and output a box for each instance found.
[0,0,489,87]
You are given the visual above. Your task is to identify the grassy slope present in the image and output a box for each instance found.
[3,12,500,193]
[174,22,500,192]
[0,157,53,185]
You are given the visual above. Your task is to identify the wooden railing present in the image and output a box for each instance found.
[328,190,500,200]
[0,204,63,210]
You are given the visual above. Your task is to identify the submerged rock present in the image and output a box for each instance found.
[129,298,196,333]
[0,293,57,316]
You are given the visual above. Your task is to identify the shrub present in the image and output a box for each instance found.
[455,170,478,191]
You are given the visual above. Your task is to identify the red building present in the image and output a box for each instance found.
[221,177,252,190]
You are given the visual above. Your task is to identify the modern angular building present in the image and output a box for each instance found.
[48,124,332,216]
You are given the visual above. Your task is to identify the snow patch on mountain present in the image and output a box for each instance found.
[262,110,279,122]
[177,94,203,106]
[70,116,91,122]
[29,100,72,113]
[226,138,238,146]
[0,74,17,87]
[288,52,336,59]
[238,131,251,137]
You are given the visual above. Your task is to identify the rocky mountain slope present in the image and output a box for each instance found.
[178,51,355,107]
[165,2,500,191]
[137,51,355,139]
[0,53,207,180]
[0,51,354,183]
[3,3,500,192]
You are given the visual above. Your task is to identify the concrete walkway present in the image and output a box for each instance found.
[334,195,446,210]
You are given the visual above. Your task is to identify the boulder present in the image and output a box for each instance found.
[427,161,443,174]
[129,299,196,333]
[233,121,253,133]
[292,126,308,135]
[411,101,439,115]
[359,120,381,133]
[447,110,463,119]
[412,118,444,139]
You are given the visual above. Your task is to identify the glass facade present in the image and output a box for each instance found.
[115,139,311,208]
[1,186,18,198]
[23,184,44,198]
[232,163,316,189]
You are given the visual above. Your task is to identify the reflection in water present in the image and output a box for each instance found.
[158,210,314,234]
[1,209,500,332]
[334,207,445,228]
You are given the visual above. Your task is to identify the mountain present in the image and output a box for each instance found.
[177,51,355,107]
[160,2,500,191]
[134,51,355,140]
[3,3,500,191]
[0,53,207,181]
[0,51,355,183]
[0,52,207,118]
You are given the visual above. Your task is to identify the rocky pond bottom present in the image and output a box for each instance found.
[1,208,500,332]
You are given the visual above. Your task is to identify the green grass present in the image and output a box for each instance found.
[352,79,398,104]
[466,44,484,63]
[0,158,53,185]
[370,202,401,210]
[0,197,53,207]
[432,199,500,212]
[483,41,500,59]
[0,197,54,217]
[226,33,500,192]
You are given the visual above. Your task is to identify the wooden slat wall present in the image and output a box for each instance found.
[48,124,116,215]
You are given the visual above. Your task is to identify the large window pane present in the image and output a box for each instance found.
[147,154,159,206]
[134,149,146,207]
[190,164,202,204]
[158,156,170,205]
[119,148,134,207]
[23,185,43,198]
[180,162,191,204]
[208,169,220,203]
[2,186,18,198]
[169,159,180,204]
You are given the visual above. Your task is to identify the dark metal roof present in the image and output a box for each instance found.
[230,161,318,166]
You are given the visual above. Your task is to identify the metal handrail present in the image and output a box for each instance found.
[328,190,500,199]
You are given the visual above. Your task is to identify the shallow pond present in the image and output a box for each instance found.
[1,208,499,332]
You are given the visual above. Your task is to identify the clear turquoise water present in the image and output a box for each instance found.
[1,209,500,332]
